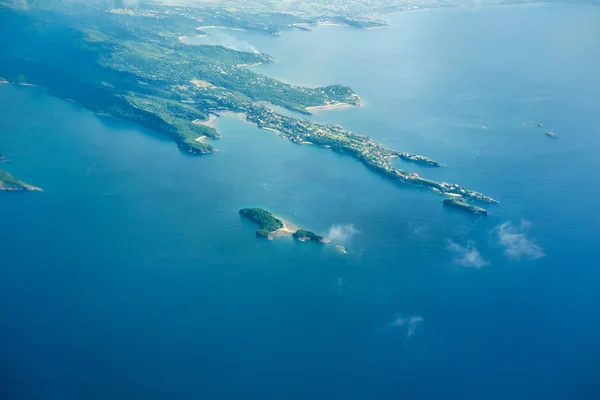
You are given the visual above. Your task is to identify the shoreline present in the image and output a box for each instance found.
[237,62,263,68]
[306,102,354,113]
[192,113,219,129]
[262,127,283,135]
[178,34,208,44]
[269,216,298,239]
[196,26,246,31]
[178,34,207,43]
[316,22,349,27]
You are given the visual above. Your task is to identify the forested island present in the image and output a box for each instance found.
[239,208,284,238]
[0,0,496,205]
[293,229,328,243]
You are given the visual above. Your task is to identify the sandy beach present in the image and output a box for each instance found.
[306,102,353,113]
[316,22,349,27]
[236,62,263,68]
[196,26,246,31]
[365,25,390,30]
[179,34,207,43]
[268,216,299,240]
[262,127,283,135]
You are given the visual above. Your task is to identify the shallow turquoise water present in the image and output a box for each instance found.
[1,4,600,399]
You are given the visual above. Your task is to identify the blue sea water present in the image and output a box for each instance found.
[1,3,600,399]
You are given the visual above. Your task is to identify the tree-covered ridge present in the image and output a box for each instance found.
[239,208,284,238]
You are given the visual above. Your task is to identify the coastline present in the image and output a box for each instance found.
[237,62,263,68]
[0,185,43,192]
[269,216,298,239]
[305,102,354,113]
[315,22,349,27]
[193,113,219,129]
[196,26,246,31]
[178,34,207,43]
[262,127,283,135]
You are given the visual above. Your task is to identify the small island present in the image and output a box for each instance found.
[0,170,42,192]
[239,208,329,243]
[443,198,488,216]
[293,229,329,243]
[545,131,558,139]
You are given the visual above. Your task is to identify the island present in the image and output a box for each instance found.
[0,170,42,192]
[336,245,348,254]
[443,198,488,216]
[545,131,558,139]
[0,1,497,206]
[239,208,329,243]
[293,229,329,243]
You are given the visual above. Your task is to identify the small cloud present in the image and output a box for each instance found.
[327,224,359,242]
[391,315,424,337]
[447,239,489,268]
[494,220,545,260]
[411,223,430,237]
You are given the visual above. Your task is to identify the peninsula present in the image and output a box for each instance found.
[443,198,488,216]
[0,170,42,192]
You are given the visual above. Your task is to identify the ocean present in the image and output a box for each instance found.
[1,3,599,399]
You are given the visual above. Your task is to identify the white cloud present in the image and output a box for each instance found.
[327,224,359,242]
[391,315,424,337]
[494,220,545,260]
[447,239,489,268]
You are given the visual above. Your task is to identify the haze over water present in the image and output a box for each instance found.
[2,4,600,399]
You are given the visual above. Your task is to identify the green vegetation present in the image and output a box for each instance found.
[0,0,496,204]
[0,2,360,153]
[443,198,488,215]
[239,208,284,238]
[293,229,326,243]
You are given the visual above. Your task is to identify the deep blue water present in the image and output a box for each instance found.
[2,4,600,399]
